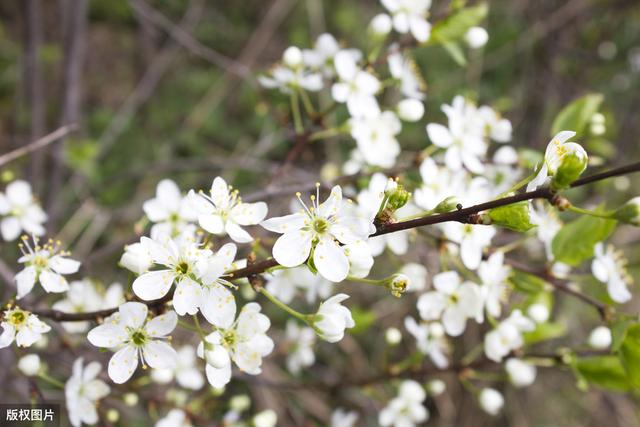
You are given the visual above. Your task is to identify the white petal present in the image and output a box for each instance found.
[0,324,16,348]
[317,186,343,218]
[132,270,175,301]
[48,256,81,274]
[200,284,236,329]
[409,15,431,42]
[119,302,149,329]
[39,270,70,293]
[6,180,33,206]
[108,345,139,384]
[172,277,203,316]
[143,340,177,369]
[272,230,313,267]
[1,217,22,241]
[87,323,127,348]
[314,237,349,283]
[230,202,268,225]
[225,221,253,243]
[205,363,232,389]
[198,213,225,234]
[260,213,307,233]
[15,266,37,299]
[145,311,178,337]
[426,123,453,148]
[210,177,230,207]
[443,307,467,336]
[461,238,482,270]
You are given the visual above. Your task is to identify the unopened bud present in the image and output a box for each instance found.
[385,183,411,211]
[478,388,504,416]
[612,197,640,226]
[106,409,120,423]
[369,13,392,36]
[18,354,41,376]
[397,98,425,122]
[385,327,402,345]
[465,26,489,49]
[205,345,230,369]
[588,326,612,349]
[433,196,460,213]
[230,394,251,413]
[123,392,138,406]
[253,409,277,427]
[427,379,446,395]
[283,46,303,68]
[544,131,588,190]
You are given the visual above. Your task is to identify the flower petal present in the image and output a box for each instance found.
[108,345,138,384]
[272,230,313,267]
[143,340,177,369]
[132,270,175,301]
[314,237,349,282]
[145,311,177,338]
[200,284,236,329]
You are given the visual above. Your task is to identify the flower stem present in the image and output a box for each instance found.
[290,91,303,135]
[567,205,613,219]
[37,372,64,389]
[298,88,316,116]
[346,275,386,287]
[258,287,312,324]
[191,315,207,341]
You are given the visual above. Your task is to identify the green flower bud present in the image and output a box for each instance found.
[486,199,535,232]
[385,182,411,211]
[612,197,640,226]
[544,131,588,190]
[433,196,460,213]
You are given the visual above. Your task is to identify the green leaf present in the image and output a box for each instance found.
[432,3,488,42]
[551,93,603,137]
[576,356,630,391]
[523,322,566,345]
[440,40,467,66]
[619,324,640,388]
[611,318,632,352]
[349,307,376,335]
[509,270,547,294]
[488,200,536,232]
[551,214,616,266]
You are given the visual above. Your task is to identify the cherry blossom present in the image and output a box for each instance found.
[0,180,47,241]
[285,320,316,374]
[404,317,449,368]
[379,380,429,427]
[65,358,110,427]
[440,222,496,270]
[143,179,197,239]
[381,0,432,43]
[331,50,380,118]
[592,242,633,303]
[0,306,50,348]
[313,293,355,343]
[478,251,511,318]
[151,345,204,390]
[484,309,535,362]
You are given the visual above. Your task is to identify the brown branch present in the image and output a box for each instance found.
[25,160,640,322]
[0,125,77,167]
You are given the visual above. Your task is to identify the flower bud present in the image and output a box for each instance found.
[18,354,41,376]
[283,46,303,68]
[465,26,489,49]
[590,113,606,135]
[506,358,536,387]
[385,182,411,211]
[433,196,460,213]
[253,409,277,427]
[386,274,409,298]
[369,13,392,36]
[478,388,504,416]
[230,394,251,413]
[527,303,550,323]
[588,326,612,349]
[106,409,120,423]
[544,131,588,190]
[486,200,535,232]
[205,344,231,369]
[123,392,139,406]
[397,98,425,122]
[427,379,446,395]
[612,197,640,226]
[385,327,402,345]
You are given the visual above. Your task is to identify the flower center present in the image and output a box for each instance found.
[129,329,148,347]
[312,217,329,234]
[175,261,190,275]
[33,256,48,268]
[222,330,236,347]
[9,310,27,327]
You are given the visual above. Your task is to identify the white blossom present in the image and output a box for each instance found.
[197,303,274,389]
[379,380,429,427]
[156,409,192,427]
[14,235,80,299]
[385,327,402,345]
[527,303,550,324]
[53,280,124,333]
[592,242,632,303]
[188,177,267,243]
[258,47,323,93]
[0,180,47,241]
[331,50,380,118]
[397,98,425,122]
[414,158,465,211]
[479,388,504,416]
[381,0,432,43]
[506,358,537,387]
[588,326,612,349]
[151,345,204,390]
[87,302,178,384]
[405,317,449,368]
[261,185,372,282]
[65,358,110,427]
[350,110,402,168]
[143,179,197,239]
[0,307,50,348]
[398,263,428,292]
[529,200,562,260]
[330,408,359,427]
[484,309,535,362]
[285,320,316,374]
[417,271,484,336]
[478,251,511,317]
[314,293,355,343]
[388,49,426,100]
[17,354,41,376]
[370,13,393,36]
[440,222,496,270]
[120,240,154,275]
[265,265,332,304]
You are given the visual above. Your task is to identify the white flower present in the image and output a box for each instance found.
[253,410,278,427]
[350,111,402,168]
[479,388,504,416]
[426,96,488,173]
[156,409,192,427]
[404,317,449,368]
[18,354,41,376]
[440,222,496,270]
[143,179,197,239]
[302,33,349,76]
[53,280,123,333]
[87,302,178,384]
[418,271,484,336]
[120,241,154,274]
[0,180,47,241]
[379,380,429,427]
[197,302,273,389]
[414,158,465,211]
[265,265,332,305]
[385,327,403,345]
[331,50,381,118]
[591,243,632,303]
[151,345,204,390]
[381,0,432,42]
[484,309,535,362]
[14,236,80,299]
[0,307,50,348]
[258,47,323,93]
[314,293,355,343]
[188,177,267,243]
[285,320,316,375]
[399,263,428,292]
[465,26,489,48]
[283,46,303,67]
[388,49,426,100]
[529,131,588,190]
[506,358,537,387]
[370,13,393,35]
[588,326,612,349]
[331,408,359,427]
[261,185,372,283]
[529,200,562,260]
[478,252,511,317]
[65,358,110,427]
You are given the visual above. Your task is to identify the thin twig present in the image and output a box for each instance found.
[0,125,77,167]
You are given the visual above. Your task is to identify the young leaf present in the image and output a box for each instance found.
[551,215,616,266]
[619,324,640,388]
[575,356,630,391]
[431,3,488,42]
[551,93,603,137]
